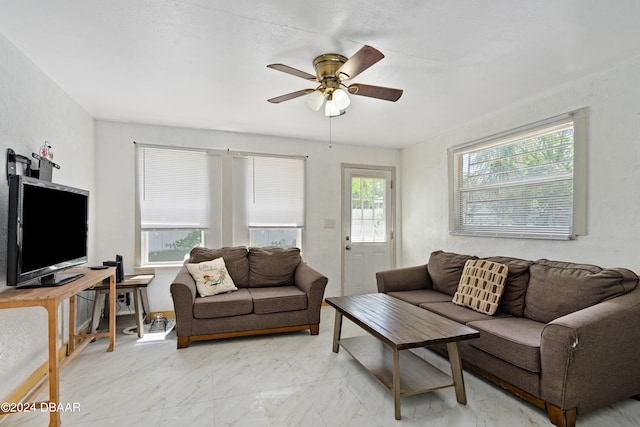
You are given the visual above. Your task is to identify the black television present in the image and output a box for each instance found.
[6,175,89,288]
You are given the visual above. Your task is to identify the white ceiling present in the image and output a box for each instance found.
[2,1,640,149]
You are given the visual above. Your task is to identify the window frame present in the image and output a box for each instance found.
[448,108,587,240]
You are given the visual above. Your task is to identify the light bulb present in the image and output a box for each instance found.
[306,89,325,111]
[332,88,351,110]
[325,99,342,117]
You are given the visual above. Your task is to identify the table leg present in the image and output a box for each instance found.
[68,294,76,355]
[108,275,116,352]
[46,299,62,427]
[393,348,401,420]
[90,290,106,334]
[332,310,343,353]
[140,288,150,323]
[446,342,467,404]
[133,289,144,338]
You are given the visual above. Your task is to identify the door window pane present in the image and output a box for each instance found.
[351,176,386,242]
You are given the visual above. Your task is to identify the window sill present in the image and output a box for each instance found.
[134,264,183,272]
[449,230,574,240]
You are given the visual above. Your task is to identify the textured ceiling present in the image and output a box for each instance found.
[2,1,640,148]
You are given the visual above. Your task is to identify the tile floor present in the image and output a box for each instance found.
[4,306,640,427]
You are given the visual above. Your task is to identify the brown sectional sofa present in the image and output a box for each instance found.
[171,246,328,349]
[376,250,640,427]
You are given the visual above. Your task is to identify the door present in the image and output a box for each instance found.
[342,166,394,296]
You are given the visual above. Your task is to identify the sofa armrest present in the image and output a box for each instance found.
[376,264,432,293]
[540,285,640,412]
[294,261,328,324]
[170,266,197,337]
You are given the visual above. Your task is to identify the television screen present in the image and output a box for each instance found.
[7,175,89,287]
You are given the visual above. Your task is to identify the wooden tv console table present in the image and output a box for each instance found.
[0,267,116,427]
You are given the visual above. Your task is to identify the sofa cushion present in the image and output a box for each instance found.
[466,317,545,373]
[193,288,253,319]
[387,289,452,306]
[248,247,301,287]
[420,301,512,324]
[186,257,238,297]
[427,250,478,296]
[452,259,508,315]
[524,259,639,323]
[249,286,307,314]
[484,256,533,317]
[190,246,249,287]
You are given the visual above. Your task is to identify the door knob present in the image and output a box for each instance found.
[345,245,351,250]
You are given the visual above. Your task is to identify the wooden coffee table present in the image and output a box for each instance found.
[325,293,480,420]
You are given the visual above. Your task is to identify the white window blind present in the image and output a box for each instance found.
[449,110,586,240]
[246,156,305,228]
[137,145,209,230]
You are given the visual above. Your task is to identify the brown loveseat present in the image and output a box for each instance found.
[170,246,328,349]
[376,250,640,427]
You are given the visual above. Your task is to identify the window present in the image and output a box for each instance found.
[449,109,587,240]
[245,155,305,248]
[351,176,387,243]
[137,145,210,265]
[136,145,305,266]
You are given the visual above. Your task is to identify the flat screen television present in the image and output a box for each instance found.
[6,175,89,288]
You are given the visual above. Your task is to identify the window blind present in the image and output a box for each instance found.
[137,145,209,230]
[246,156,305,227]
[450,112,584,240]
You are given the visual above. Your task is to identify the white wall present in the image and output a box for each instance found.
[94,120,402,310]
[0,33,95,401]
[401,57,640,273]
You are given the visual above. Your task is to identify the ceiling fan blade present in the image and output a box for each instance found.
[336,45,385,80]
[267,89,314,103]
[267,64,317,81]
[347,84,403,102]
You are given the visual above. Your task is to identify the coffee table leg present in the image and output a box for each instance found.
[393,348,401,420]
[446,342,467,404]
[332,310,343,353]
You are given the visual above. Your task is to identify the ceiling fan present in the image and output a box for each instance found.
[267,45,403,117]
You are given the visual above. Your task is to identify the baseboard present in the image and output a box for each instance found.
[150,310,175,319]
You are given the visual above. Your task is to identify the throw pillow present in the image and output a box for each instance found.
[483,256,533,317]
[452,259,508,315]
[187,257,238,297]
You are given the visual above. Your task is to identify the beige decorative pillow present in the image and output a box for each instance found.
[452,260,508,315]
[187,257,238,297]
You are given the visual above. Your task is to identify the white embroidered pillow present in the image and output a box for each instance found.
[452,259,508,315]
[187,257,238,297]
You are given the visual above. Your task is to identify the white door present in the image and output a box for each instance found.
[342,166,394,296]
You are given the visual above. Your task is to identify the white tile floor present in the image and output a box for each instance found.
[4,307,640,427]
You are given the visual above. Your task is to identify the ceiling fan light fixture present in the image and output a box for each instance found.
[267,45,403,115]
[306,88,325,111]
[332,88,351,110]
